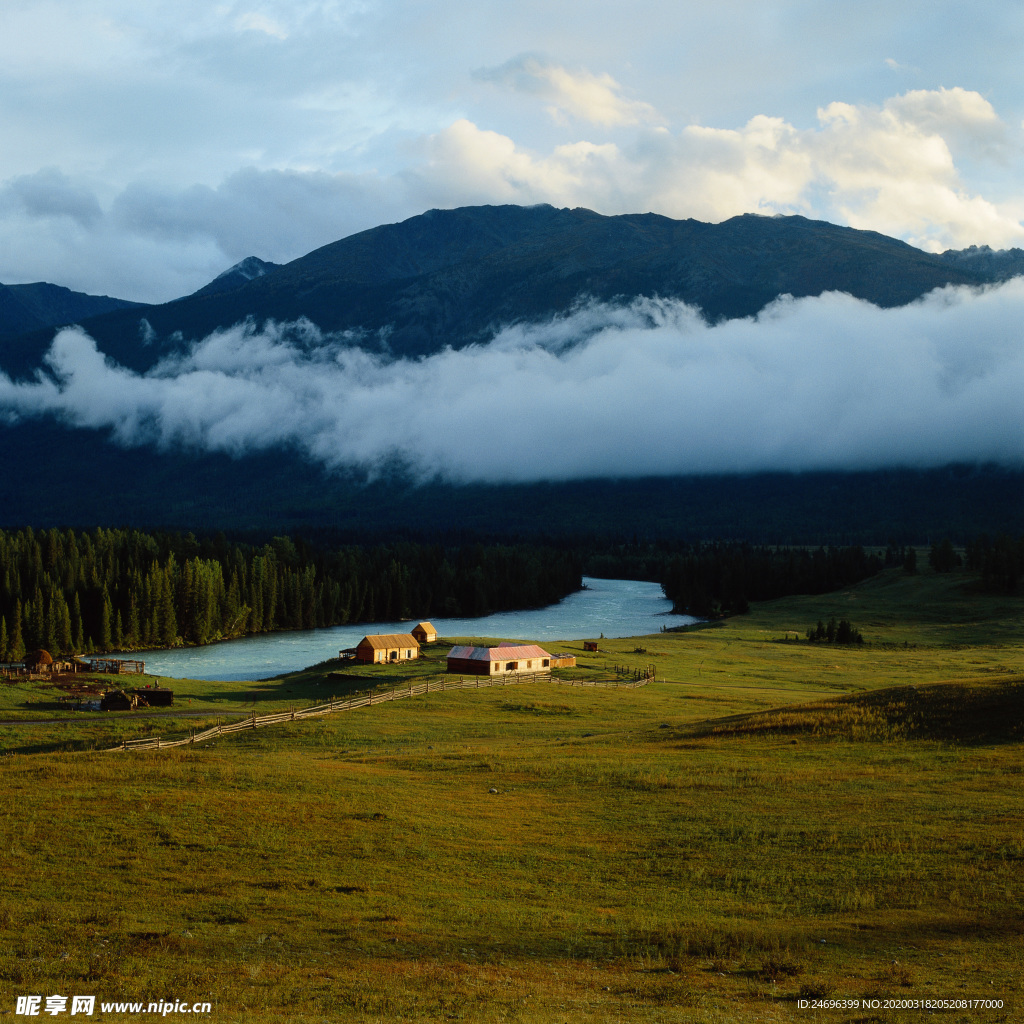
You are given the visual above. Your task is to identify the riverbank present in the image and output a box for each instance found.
[111,577,686,681]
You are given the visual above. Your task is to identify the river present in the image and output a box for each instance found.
[127,577,693,682]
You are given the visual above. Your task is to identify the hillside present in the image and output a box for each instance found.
[0,281,145,337]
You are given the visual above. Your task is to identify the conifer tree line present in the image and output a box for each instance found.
[0,528,581,659]
[965,534,1024,593]
[659,543,884,618]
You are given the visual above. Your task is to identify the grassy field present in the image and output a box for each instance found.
[0,566,1021,1022]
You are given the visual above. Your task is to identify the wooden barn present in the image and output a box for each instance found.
[548,652,577,668]
[411,621,438,644]
[446,643,552,676]
[355,634,420,664]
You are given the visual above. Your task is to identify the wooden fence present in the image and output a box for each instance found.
[107,669,653,753]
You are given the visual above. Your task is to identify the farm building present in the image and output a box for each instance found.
[133,686,174,707]
[89,658,146,674]
[355,634,420,664]
[548,652,577,668]
[23,649,54,672]
[411,621,438,643]
[446,643,552,676]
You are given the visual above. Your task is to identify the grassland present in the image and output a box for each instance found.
[0,566,1021,1022]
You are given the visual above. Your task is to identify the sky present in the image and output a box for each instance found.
[2,0,1024,303]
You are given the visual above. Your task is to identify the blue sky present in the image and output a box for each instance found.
[1,0,1023,301]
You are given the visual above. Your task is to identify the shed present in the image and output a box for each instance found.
[411,621,438,644]
[100,690,137,711]
[446,643,552,676]
[583,641,599,652]
[355,634,420,664]
[548,653,577,668]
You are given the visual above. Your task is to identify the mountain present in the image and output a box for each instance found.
[0,281,145,337]
[938,244,1024,283]
[0,417,1020,543]
[1,205,1021,542]
[189,256,283,298]
[0,205,994,376]
[0,282,42,338]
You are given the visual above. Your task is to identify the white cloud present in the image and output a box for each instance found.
[3,281,1023,481]
[3,70,1023,300]
[412,88,1024,251]
[475,55,660,127]
[234,12,290,39]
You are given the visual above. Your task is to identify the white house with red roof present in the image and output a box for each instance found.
[446,642,552,676]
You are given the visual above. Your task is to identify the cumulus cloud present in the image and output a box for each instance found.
[415,88,1024,251]
[2,84,1022,300]
[475,55,660,127]
[2,281,1023,482]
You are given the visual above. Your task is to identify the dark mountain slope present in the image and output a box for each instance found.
[0,282,45,337]
[939,244,1024,282]
[5,281,146,329]
[0,418,1018,543]
[0,205,986,376]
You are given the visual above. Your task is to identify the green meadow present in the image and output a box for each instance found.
[0,566,1021,1022]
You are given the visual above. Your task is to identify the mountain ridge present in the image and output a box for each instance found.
[0,205,999,376]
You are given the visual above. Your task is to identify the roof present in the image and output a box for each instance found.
[447,644,552,662]
[357,633,420,649]
[414,621,437,632]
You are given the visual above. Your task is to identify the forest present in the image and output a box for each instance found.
[657,542,887,617]
[3,525,1017,661]
[0,528,582,659]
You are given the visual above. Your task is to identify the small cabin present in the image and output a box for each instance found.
[411,621,438,644]
[583,641,599,652]
[354,634,420,664]
[100,690,137,711]
[446,643,552,676]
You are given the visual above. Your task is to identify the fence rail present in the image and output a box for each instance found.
[106,668,654,753]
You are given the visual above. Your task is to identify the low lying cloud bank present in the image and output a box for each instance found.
[2,281,1023,483]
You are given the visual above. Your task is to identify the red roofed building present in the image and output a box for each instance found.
[446,643,552,676]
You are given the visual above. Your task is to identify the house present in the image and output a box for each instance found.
[354,634,420,664]
[446,643,552,676]
[411,621,438,644]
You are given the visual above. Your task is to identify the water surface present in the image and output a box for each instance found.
[128,577,692,682]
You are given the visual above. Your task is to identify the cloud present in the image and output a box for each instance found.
[412,87,1024,251]
[2,280,1023,482]
[475,55,660,127]
[234,12,290,40]
[2,83,1022,301]
[0,168,104,227]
